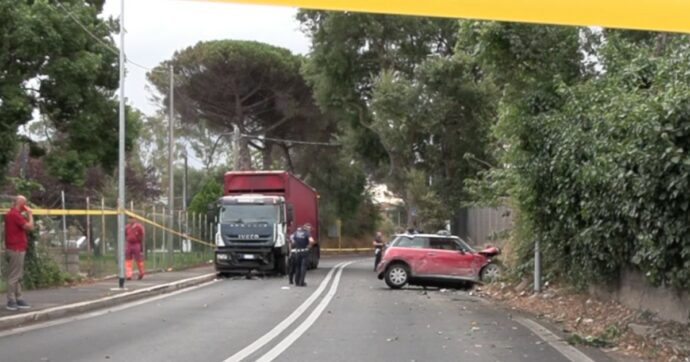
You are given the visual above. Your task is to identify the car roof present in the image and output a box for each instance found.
[395,233,460,239]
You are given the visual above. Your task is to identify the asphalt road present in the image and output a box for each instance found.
[0,257,611,362]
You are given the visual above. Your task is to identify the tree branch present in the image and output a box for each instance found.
[248,140,264,150]
[262,115,291,133]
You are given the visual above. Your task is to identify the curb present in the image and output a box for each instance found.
[0,272,217,331]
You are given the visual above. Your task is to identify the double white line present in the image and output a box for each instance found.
[224,261,355,362]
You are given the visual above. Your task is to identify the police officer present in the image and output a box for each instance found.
[287,235,297,285]
[291,223,315,287]
[372,231,385,271]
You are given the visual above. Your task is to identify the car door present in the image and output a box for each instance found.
[393,236,428,276]
[425,238,475,278]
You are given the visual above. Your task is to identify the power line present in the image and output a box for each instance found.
[127,59,154,72]
[54,2,118,56]
[241,134,341,147]
[54,4,337,149]
[52,2,168,75]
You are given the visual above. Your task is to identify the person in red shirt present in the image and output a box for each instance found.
[125,215,145,280]
[4,195,34,311]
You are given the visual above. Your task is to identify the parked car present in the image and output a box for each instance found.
[376,232,501,289]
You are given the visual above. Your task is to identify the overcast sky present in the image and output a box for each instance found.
[102,0,311,116]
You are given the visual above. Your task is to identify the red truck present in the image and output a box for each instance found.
[214,171,320,275]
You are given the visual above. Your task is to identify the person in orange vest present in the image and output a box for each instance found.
[125,215,145,280]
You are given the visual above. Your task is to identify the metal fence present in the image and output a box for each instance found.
[0,195,217,291]
[452,206,513,247]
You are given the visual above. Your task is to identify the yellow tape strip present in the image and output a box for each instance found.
[193,0,690,34]
[124,210,215,248]
[0,208,118,216]
[322,248,374,252]
[0,208,214,247]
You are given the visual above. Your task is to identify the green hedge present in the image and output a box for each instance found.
[503,39,690,289]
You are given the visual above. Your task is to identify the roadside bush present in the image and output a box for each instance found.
[467,30,690,290]
[493,36,690,289]
[23,231,68,289]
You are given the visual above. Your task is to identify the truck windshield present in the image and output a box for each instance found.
[220,204,280,224]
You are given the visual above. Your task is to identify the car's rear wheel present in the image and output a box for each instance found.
[385,264,409,289]
[480,263,502,282]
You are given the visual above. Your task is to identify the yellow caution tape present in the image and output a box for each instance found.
[124,210,216,248]
[321,248,374,252]
[1,207,375,251]
[0,207,215,248]
[193,0,690,34]
[0,208,118,216]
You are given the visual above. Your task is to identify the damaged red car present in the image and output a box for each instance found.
[376,232,501,289]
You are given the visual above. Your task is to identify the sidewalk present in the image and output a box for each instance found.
[0,265,216,330]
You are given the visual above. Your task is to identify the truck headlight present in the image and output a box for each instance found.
[217,253,229,260]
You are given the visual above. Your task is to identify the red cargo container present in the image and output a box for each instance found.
[224,171,319,242]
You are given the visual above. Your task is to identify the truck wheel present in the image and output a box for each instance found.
[275,254,287,275]
[309,246,320,269]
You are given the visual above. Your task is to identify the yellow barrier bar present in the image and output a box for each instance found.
[193,0,690,34]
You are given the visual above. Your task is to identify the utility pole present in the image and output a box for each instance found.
[534,239,542,293]
[183,151,188,212]
[168,65,175,267]
[183,151,188,252]
[116,0,126,289]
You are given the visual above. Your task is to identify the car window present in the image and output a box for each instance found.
[454,238,474,252]
[394,236,427,249]
[429,238,460,251]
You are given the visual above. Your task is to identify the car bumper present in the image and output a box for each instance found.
[376,260,389,279]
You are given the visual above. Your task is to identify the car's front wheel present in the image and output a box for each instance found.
[385,264,410,289]
[480,263,502,282]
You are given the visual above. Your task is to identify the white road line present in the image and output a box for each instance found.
[515,317,596,362]
[0,272,217,329]
[0,280,218,338]
[224,262,346,362]
[256,261,355,362]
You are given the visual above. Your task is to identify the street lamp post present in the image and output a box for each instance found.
[116,0,126,289]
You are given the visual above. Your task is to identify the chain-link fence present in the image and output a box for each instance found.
[0,195,217,292]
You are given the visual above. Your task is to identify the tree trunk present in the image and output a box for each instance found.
[262,141,273,170]
[238,136,253,171]
[280,144,295,173]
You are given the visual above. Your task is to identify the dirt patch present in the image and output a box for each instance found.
[477,281,690,361]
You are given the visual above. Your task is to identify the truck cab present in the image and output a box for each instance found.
[215,194,290,274]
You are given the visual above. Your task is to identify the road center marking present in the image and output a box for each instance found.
[256,261,355,362]
[515,317,595,362]
[224,262,346,362]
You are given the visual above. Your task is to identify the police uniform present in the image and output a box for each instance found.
[373,235,384,271]
[291,227,311,287]
[287,236,297,284]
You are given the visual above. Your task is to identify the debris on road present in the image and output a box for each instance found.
[478,281,690,361]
